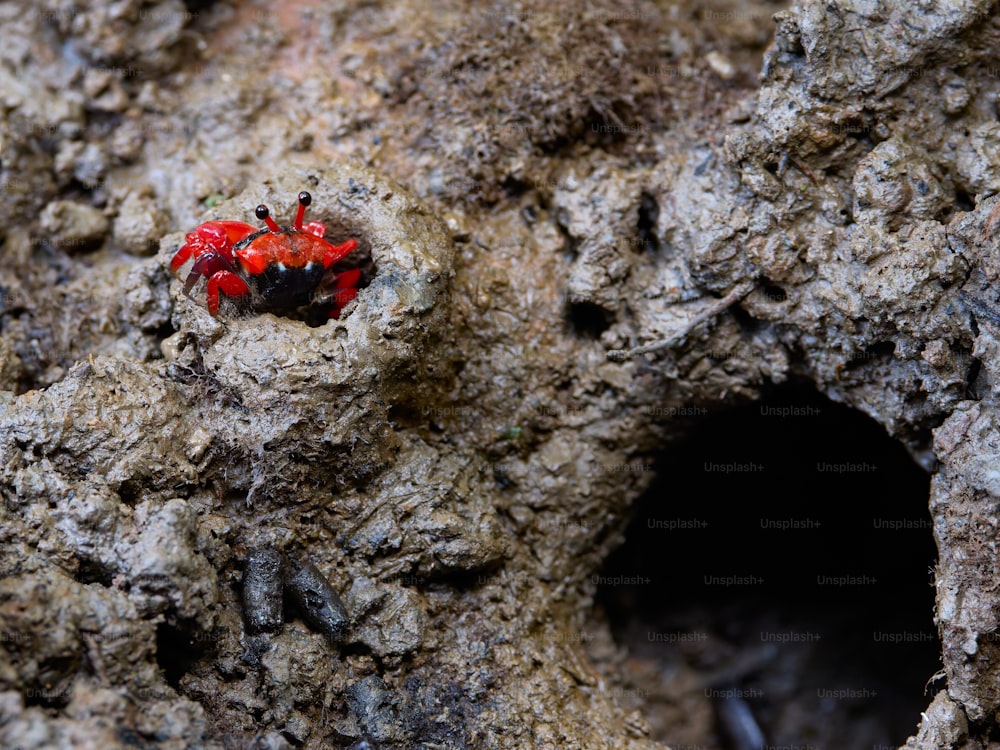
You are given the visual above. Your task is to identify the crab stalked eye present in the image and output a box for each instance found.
[294,191,312,231]
[256,204,281,233]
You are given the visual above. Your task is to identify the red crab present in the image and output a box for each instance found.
[170,191,361,320]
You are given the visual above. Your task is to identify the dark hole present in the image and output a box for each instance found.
[955,189,974,212]
[584,113,633,146]
[636,192,660,254]
[117,478,142,507]
[966,357,982,399]
[387,403,431,431]
[762,284,787,302]
[729,303,765,333]
[183,0,223,15]
[24,659,75,708]
[786,36,806,58]
[156,622,209,690]
[764,162,779,175]
[846,340,896,369]
[596,384,938,749]
[151,317,178,342]
[557,221,580,261]
[568,301,612,338]
[501,176,532,198]
[75,556,114,587]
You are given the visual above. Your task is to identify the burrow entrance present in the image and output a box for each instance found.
[596,385,939,748]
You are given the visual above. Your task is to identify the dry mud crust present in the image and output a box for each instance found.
[385,0,673,203]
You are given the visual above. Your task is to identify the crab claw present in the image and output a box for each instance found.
[170,221,251,272]
[205,270,250,316]
[183,251,240,298]
[171,224,225,272]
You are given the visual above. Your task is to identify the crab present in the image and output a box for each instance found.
[170,191,362,320]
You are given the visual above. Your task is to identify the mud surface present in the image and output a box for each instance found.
[3,0,1000,748]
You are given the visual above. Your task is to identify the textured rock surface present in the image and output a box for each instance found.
[3,0,1000,747]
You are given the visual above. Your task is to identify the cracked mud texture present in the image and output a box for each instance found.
[2,0,1000,748]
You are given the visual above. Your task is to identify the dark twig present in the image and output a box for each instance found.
[607,281,755,361]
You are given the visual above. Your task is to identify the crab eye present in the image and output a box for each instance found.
[256,203,282,233]
[294,191,313,231]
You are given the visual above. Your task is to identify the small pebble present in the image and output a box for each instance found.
[706,51,736,80]
[39,200,109,253]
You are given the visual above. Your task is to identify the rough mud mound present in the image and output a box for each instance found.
[3,0,1000,748]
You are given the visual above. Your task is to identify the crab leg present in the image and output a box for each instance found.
[170,243,194,272]
[327,290,359,319]
[331,268,362,290]
[206,270,250,316]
